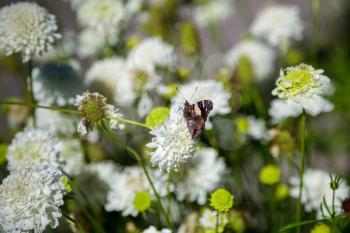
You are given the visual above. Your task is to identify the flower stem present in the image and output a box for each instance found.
[0,100,80,114]
[100,123,174,231]
[296,112,306,233]
[27,60,37,126]
[107,116,152,130]
[216,212,220,233]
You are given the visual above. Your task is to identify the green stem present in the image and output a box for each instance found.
[107,116,152,130]
[27,60,37,126]
[332,189,336,218]
[0,100,80,114]
[216,212,220,233]
[296,112,306,233]
[100,123,174,231]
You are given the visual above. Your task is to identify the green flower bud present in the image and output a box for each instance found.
[133,191,152,212]
[259,164,280,185]
[210,188,234,213]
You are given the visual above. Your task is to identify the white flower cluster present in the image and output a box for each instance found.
[0,165,66,233]
[147,107,196,172]
[250,5,303,50]
[226,40,275,80]
[175,147,227,205]
[0,2,61,62]
[194,0,234,27]
[289,169,349,218]
[143,226,171,233]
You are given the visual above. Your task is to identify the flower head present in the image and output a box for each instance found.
[6,128,62,171]
[0,165,66,233]
[0,2,61,62]
[199,208,228,232]
[310,224,331,233]
[133,191,152,212]
[259,164,281,185]
[143,226,171,233]
[147,107,196,172]
[194,0,233,28]
[250,5,303,50]
[210,188,234,213]
[74,91,124,135]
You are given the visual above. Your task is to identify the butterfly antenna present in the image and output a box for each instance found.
[189,86,198,102]
[176,87,188,101]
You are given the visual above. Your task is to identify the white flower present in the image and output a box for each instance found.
[194,0,233,28]
[289,168,349,218]
[6,128,63,171]
[269,97,333,123]
[225,40,275,80]
[0,2,61,62]
[246,116,270,141]
[35,108,77,136]
[199,209,227,229]
[250,5,303,50]
[74,91,125,135]
[271,64,333,118]
[60,139,84,176]
[77,27,119,58]
[0,165,66,233]
[137,93,154,117]
[143,226,171,233]
[147,107,196,172]
[105,166,149,216]
[175,147,227,205]
[77,0,125,31]
[172,80,231,128]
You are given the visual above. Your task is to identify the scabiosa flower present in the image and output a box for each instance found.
[271,64,334,117]
[172,80,231,128]
[6,128,63,171]
[174,147,227,205]
[226,40,275,80]
[246,116,270,141]
[74,91,124,135]
[147,107,196,172]
[210,188,234,213]
[143,226,171,233]
[249,5,303,50]
[310,224,331,233]
[259,164,281,185]
[0,165,66,233]
[193,0,234,28]
[289,169,349,218]
[0,2,61,62]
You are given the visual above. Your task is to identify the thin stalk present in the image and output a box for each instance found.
[166,173,172,215]
[332,189,336,218]
[100,123,174,231]
[296,112,306,233]
[27,60,36,125]
[0,100,80,114]
[107,116,152,130]
[216,212,220,233]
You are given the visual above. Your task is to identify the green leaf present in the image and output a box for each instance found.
[0,144,7,166]
[279,219,322,232]
[145,107,170,128]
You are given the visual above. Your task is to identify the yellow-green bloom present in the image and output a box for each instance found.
[275,184,289,200]
[310,224,331,233]
[145,107,170,128]
[210,189,234,213]
[60,177,72,194]
[133,191,152,212]
[259,164,280,185]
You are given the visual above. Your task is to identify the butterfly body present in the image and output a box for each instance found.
[183,100,213,140]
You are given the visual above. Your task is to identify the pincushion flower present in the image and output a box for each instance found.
[0,165,66,233]
[147,107,196,172]
[210,188,234,213]
[172,80,231,128]
[289,168,349,218]
[250,5,303,50]
[193,0,233,28]
[6,128,63,171]
[226,40,275,80]
[271,64,333,118]
[175,147,227,205]
[143,226,171,233]
[74,91,125,135]
[259,164,281,185]
[0,2,61,62]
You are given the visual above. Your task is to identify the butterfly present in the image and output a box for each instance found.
[183,100,213,140]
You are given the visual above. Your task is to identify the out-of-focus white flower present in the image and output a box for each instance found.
[271,64,333,119]
[125,0,143,15]
[193,0,234,28]
[6,128,63,171]
[0,165,66,233]
[77,27,119,58]
[250,5,303,50]
[226,40,275,80]
[60,139,84,176]
[0,2,61,62]
[74,91,125,135]
[77,0,125,31]
[175,147,227,205]
[147,107,196,172]
[105,166,149,216]
[137,93,154,117]
[35,108,77,136]
[246,116,270,141]
[199,209,228,230]
[172,80,231,128]
[143,226,171,233]
[33,63,85,106]
[289,168,349,218]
